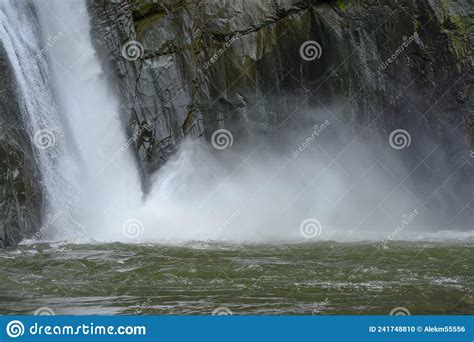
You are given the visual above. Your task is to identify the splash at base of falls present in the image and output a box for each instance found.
[1,0,471,246]
[84,136,473,244]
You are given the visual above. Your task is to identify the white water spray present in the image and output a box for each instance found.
[1,0,143,241]
[1,1,470,244]
[0,0,74,233]
[35,0,143,240]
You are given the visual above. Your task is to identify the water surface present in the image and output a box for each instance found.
[0,241,472,315]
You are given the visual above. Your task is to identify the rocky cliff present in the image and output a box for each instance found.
[0,0,472,246]
[88,0,473,180]
[0,42,41,247]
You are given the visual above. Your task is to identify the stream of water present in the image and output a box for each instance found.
[0,241,472,315]
[0,0,472,316]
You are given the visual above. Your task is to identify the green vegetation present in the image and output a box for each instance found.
[447,15,473,60]
[336,0,350,11]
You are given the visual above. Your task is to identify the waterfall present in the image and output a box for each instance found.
[0,0,142,241]
[0,0,441,243]
[35,0,143,241]
[0,0,73,236]
[2,1,469,244]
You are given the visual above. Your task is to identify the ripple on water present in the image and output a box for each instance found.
[0,241,472,315]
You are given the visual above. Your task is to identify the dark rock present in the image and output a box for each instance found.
[0,41,42,247]
[1,0,472,246]
[88,0,473,174]
[86,0,473,230]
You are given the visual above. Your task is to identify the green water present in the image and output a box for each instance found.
[0,241,472,315]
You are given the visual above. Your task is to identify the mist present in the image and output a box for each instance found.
[14,0,469,245]
[98,105,472,245]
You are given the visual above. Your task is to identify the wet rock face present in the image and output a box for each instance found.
[1,0,472,246]
[0,43,41,247]
[89,0,473,178]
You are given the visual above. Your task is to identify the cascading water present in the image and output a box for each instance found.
[0,0,75,235]
[0,0,143,241]
[0,0,472,319]
[35,0,143,241]
[1,0,470,244]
